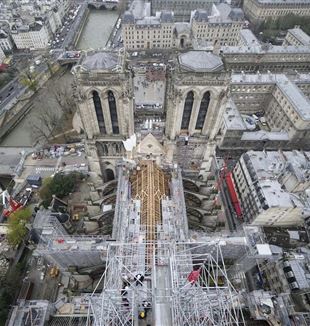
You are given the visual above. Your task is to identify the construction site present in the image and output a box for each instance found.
[10,155,309,326]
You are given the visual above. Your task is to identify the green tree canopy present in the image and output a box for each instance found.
[39,172,83,206]
[7,207,32,247]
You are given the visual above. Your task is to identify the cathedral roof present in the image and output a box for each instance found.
[178,51,223,72]
[81,52,120,71]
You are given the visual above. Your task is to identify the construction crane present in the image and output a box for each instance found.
[218,159,243,220]
[1,190,23,218]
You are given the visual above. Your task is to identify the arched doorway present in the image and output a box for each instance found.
[92,91,106,134]
[195,91,210,130]
[180,38,185,48]
[108,91,119,134]
[181,91,194,130]
[105,169,115,181]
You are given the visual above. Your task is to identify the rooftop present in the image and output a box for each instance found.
[277,78,310,121]
[209,3,244,23]
[241,130,290,141]
[80,52,121,71]
[178,51,223,72]
[239,29,260,47]
[288,28,310,46]
[223,99,246,130]
[221,44,310,54]
[259,179,294,208]
[256,0,310,4]
[231,74,310,120]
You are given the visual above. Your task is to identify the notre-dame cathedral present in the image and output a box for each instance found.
[73,49,310,182]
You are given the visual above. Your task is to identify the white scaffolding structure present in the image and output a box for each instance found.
[87,241,245,326]
[171,242,245,326]
[68,162,244,325]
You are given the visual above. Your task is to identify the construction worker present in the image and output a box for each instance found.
[185,132,189,145]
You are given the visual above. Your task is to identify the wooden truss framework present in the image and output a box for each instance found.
[130,160,170,243]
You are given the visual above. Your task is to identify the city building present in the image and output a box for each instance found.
[261,249,310,313]
[218,73,310,151]
[0,46,5,64]
[232,150,310,226]
[191,4,244,47]
[151,0,220,21]
[283,27,310,47]
[122,4,246,50]
[122,11,175,50]
[243,0,310,24]
[11,21,50,49]
[220,43,310,72]
[0,30,13,52]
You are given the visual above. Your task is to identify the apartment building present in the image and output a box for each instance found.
[151,0,220,21]
[0,30,13,52]
[262,251,310,312]
[122,4,245,50]
[221,44,310,72]
[243,0,310,24]
[122,11,175,50]
[283,27,310,47]
[218,73,310,151]
[11,21,50,49]
[232,150,308,226]
[191,4,244,46]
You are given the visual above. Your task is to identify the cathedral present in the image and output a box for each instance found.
[73,48,310,182]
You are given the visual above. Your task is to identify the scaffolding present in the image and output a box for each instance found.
[171,242,245,326]
[87,162,245,326]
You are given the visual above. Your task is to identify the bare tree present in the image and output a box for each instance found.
[29,79,77,145]
[30,99,62,145]
[52,82,77,119]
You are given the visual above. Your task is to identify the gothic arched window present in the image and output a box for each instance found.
[181,91,194,130]
[195,91,210,130]
[108,91,119,134]
[92,91,106,134]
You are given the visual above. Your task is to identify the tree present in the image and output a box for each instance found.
[29,81,76,145]
[29,94,63,145]
[7,208,32,247]
[52,83,76,118]
[39,177,53,207]
[19,71,38,92]
[39,172,83,206]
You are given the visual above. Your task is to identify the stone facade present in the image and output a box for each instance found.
[151,0,220,22]
[122,4,245,51]
[75,48,310,180]
[73,51,134,178]
[243,0,310,24]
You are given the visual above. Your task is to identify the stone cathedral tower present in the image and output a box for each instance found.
[73,51,134,179]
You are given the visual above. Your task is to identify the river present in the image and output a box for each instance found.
[77,9,119,50]
[0,10,119,147]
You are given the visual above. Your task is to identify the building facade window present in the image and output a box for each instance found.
[108,90,119,134]
[195,91,210,130]
[93,91,106,134]
[181,91,194,130]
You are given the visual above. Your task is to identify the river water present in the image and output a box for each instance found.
[77,9,119,50]
[0,10,118,147]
